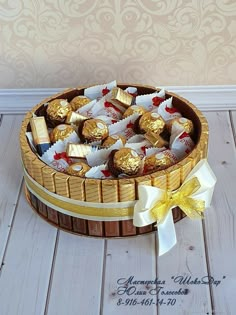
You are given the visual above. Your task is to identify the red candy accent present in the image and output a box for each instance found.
[143,165,150,174]
[165,105,179,114]
[152,96,164,107]
[61,152,67,159]
[102,87,110,96]
[104,101,113,108]
[101,169,112,177]
[126,121,134,129]
[141,146,147,154]
[53,151,72,164]
[179,132,189,139]
[54,152,61,160]
[111,119,117,124]
[104,101,122,114]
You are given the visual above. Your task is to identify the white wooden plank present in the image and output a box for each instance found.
[0,187,57,315]
[203,111,236,315]
[102,234,157,315]
[0,115,24,263]
[46,231,105,315]
[157,219,212,315]
[230,111,236,140]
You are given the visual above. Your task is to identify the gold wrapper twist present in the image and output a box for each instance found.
[47,99,72,123]
[80,119,108,142]
[110,148,142,176]
[101,135,126,148]
[123,105,146,118]
[167,117,194,136]
[139,112,165,134]
[144,152,173,173]
[50,124,74,142]
[70,95,91,111]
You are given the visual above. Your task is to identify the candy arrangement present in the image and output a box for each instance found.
[28,80,196,179]
[20,82,211,240]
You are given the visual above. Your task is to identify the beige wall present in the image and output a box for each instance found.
[0,0,236,88]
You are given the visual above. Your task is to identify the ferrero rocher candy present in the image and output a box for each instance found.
[46,99,72,124]
[70,95,91,111]
[144,152,173,174]
[101,135,126,148]
[108,148,141,176]
[78,119,109,143]
[137,112,165,134]
[50,124,75,143]
[66,162,91,177]
[123,105,147,118]
[167,117,194,136]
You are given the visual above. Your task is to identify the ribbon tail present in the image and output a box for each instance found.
[133,185,165,227]
[133,202,156,227]
[157,210,177,256]
[179,197,205,219]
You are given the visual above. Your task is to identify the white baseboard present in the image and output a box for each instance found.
[0,85,236,114]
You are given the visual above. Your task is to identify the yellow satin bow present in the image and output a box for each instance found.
[151,177,205,224]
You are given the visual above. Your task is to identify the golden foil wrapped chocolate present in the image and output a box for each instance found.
[50,124,75,143]
[46,99,72,123]
[110,87,133,109]
[123,105,146,118]
[101,135,126,148]
[70,95,91,111]
[66,162,91,177]
[144,152,173,173]
[108,148,141,176]
[66,143,98,158]
[144,131,169,148]
[65,111,88,125]
[79,119,109,143]
[138,112,165,134]
[167,117,194,136]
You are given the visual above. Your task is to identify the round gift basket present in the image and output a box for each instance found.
[20,83,209,238]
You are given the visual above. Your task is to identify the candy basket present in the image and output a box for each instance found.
[20,84,208,238]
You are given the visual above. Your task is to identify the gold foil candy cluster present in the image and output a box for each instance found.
[32,83,196,179]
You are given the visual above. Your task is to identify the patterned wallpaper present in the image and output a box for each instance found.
[0,0,236,88]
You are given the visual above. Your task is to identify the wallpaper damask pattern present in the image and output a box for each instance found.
[0,0,236,88]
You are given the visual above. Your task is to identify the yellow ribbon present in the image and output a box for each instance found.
[151,177,205,224]
[23,166,135,220]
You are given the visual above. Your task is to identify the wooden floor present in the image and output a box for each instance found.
[0,111,235,315]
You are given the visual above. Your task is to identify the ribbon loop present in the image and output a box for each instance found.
[150,177,205,224]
